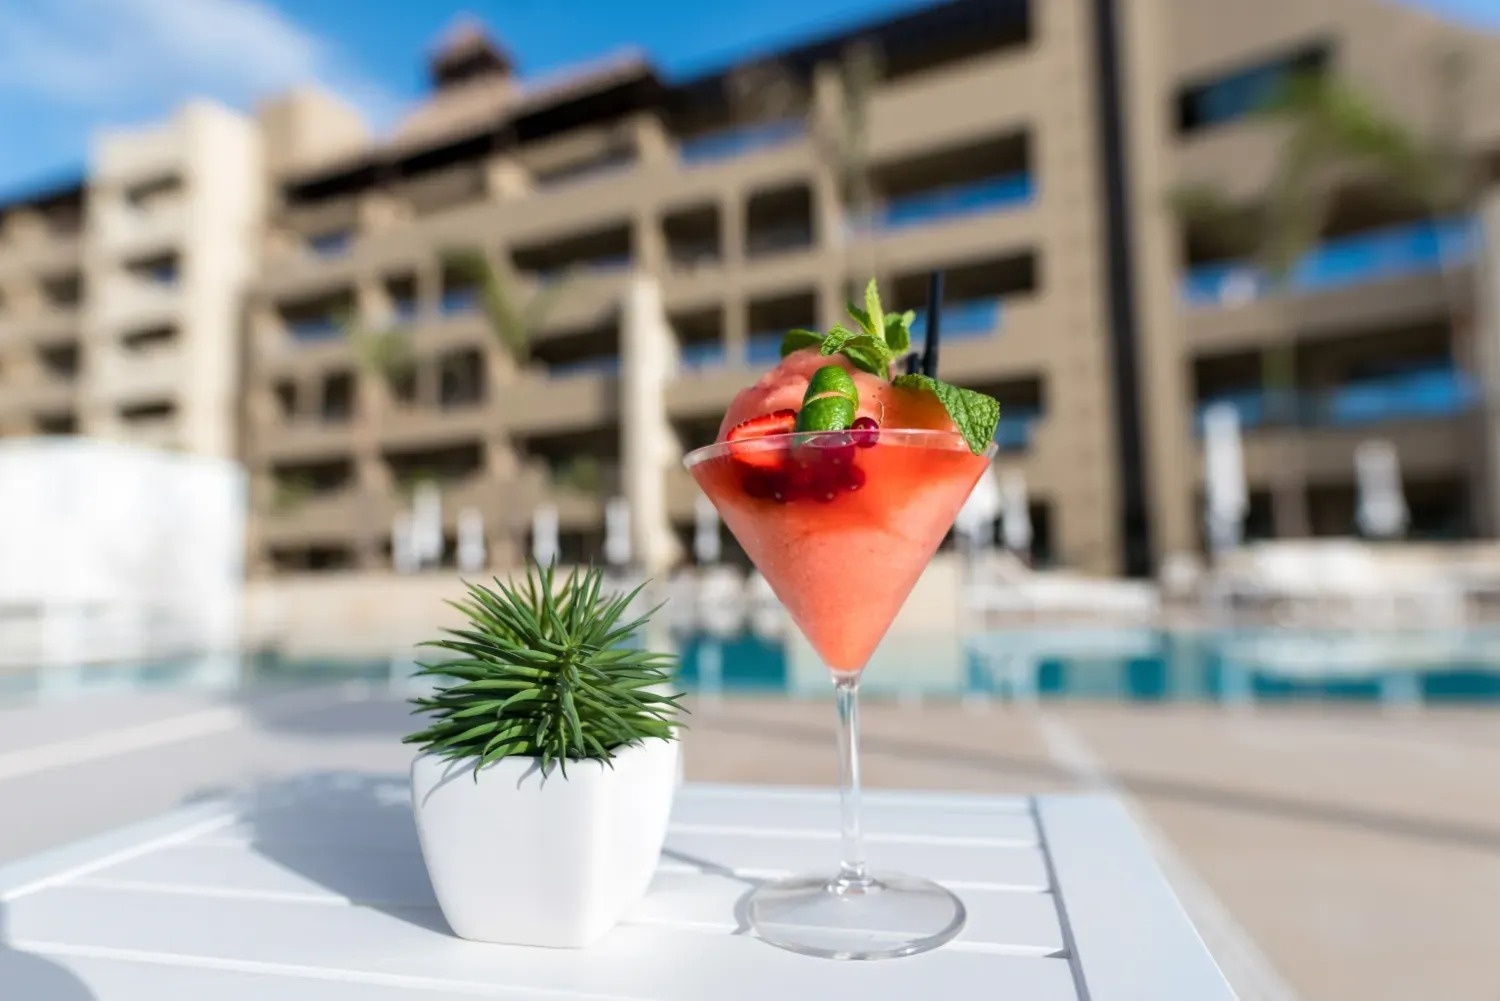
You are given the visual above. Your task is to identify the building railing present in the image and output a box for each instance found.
[308,231,352,258]
[679,118,805,167]
[440,288,479,316]
[286,317,344,342]
[678,340,727,371]
[1182,217,1477,307]
[1194,366,1477,431]
[995,408,1041,452]
[855,172,1035,233]
[910,298,1003,344]
[548,356,621,379]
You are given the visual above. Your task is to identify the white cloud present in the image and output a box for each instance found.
[0,0,400,125]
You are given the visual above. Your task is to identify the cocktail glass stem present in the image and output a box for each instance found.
[833,674,871,890]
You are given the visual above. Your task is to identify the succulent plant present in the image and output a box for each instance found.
[405,563,683,777]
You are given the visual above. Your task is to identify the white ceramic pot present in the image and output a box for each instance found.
[411,738,679,948]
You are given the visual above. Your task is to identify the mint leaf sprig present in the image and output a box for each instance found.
[777,279,1000,455]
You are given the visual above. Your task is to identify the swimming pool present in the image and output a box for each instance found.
[4,627,1500,707]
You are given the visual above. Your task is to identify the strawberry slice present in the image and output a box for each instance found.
[726,409,797,470]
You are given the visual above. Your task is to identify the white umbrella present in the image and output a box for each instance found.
[531,503,559,566]
[604,496,632,568]
[411,482,444,568]
[1000,470,1032,556]
[693,494,722,565]
[456,507,486,572]
[1355,440,1408,539]
[955,462,1001,551]
[1203,403,1247,554]
[391,512,417,574]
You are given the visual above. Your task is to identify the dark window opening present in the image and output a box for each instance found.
[270,545,355,573]
[862,131,1032,231]
[41,272,82,308]
[124,175,182,210]
[746,289,817,365]
[671,306,726,372]
[886,251,1038,345]
[120,400,176,423]
[322,371,355,423]
[663,203,721,269]
[385,273,419,323]
[521,427,621,497]
[126,252,179,287]
[439,349,486,407]
[273,381,298,420]
[35,411,76,436]
[122,325,177,353]
[38,343,80,379]
[746,183,814,257]
[532,319,621,378]
[967,376,1045,452]
[1177,43,1330,134]
[280,291,353,342]
[384,441,485,490]
[273,458,354,497]
[512,223,633,278]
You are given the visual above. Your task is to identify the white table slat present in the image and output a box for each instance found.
[5,889,1077,1001]
[1036,797,1235,1001]
[0,778,1234,1000]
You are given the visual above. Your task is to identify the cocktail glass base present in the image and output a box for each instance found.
[745,870,966,960]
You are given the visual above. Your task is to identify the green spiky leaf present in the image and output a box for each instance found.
[405,563,685,778]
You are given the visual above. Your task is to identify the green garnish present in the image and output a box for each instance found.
[779,278,1000,454]
[805,364,858,402]
[796,364,858,432]
[892,374,1000,456]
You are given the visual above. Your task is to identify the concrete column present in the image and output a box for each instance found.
[721,192,745,271]
[724,295,748,367]
[621,275,682,574]
[1116,0,1197,568]
[1474,188,1500,536]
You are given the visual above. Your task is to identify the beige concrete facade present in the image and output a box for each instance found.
[239,0,1500,579]
[0,101,262,459]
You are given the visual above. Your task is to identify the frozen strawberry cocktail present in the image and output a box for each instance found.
[685,281,1000,674]
[684,280,1000,960]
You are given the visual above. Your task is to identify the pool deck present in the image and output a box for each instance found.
[1,687,1496,1001]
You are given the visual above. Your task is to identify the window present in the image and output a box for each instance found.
[38,343,80,379]
[322,371,355,423]
[1177,44,1329,134]
[122,325,177,353]
[120,400,176,423]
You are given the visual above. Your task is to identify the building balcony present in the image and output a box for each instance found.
[0,304,81,345]
[1194,367,1477,433]
[679,118,806,167]
[499,371,617,434]
[99,274,179,331]
[1182,218,1476,309]
[677,340,728,373]
[253,417,358,462]
[105,351,180,403]
[855,173,1034,234]
[909,298,1004,346]
[95,202,184,257]
[260,487,371,546]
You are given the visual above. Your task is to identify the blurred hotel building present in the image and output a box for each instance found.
[0,103,261,458]
[3,0,1500,577]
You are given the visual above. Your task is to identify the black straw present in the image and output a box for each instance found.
[921,270,943,378]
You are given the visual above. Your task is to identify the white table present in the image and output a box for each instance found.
[0,775,1233,1000]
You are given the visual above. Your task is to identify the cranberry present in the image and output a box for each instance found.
[742,470,776,499]
[844,466,867,491]
[851,416,880,449]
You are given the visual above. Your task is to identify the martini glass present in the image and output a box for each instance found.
[686,428,996,959]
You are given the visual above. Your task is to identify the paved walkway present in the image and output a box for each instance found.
[2,686,1496,1001]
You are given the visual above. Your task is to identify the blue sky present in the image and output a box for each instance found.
[0,0,1495,197]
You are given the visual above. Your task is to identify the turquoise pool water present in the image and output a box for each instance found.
[4,628,1500,705]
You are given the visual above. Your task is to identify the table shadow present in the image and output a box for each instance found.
[0,902,97,1000]
[233,771,452,937]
